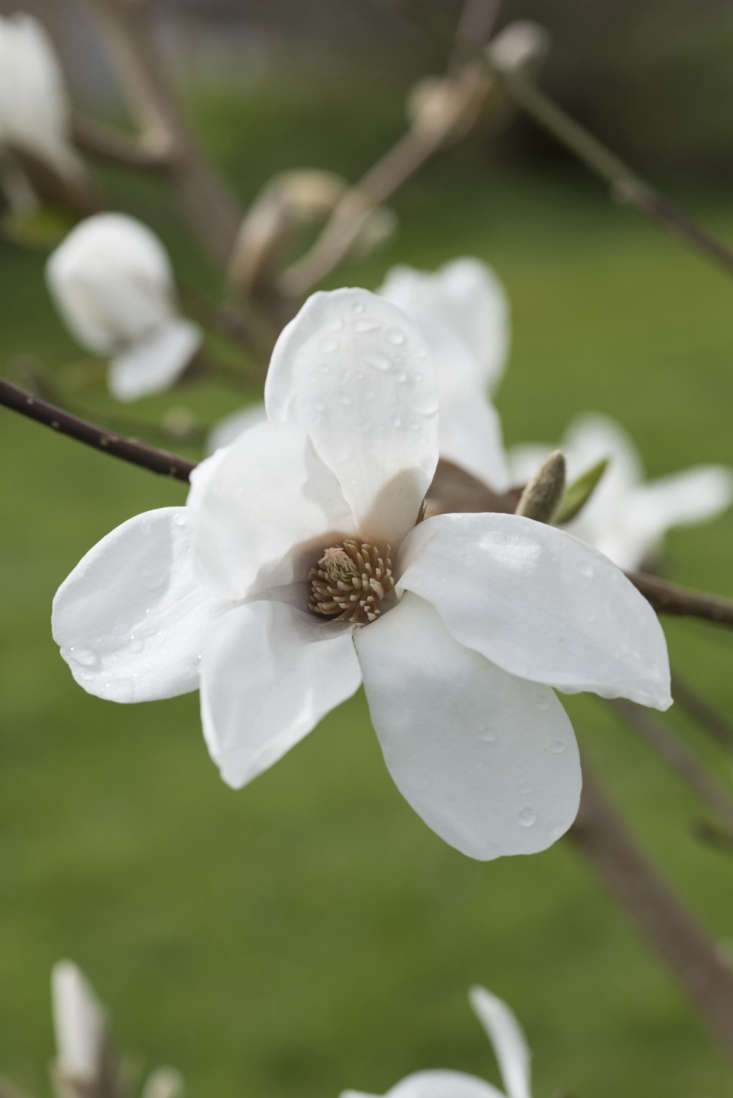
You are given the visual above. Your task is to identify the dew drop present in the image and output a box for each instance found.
[518,806,536,828]
[69,646,98,668]
[387,328,406,345]
[365,353,393,373]
[173,513,186,528]
[578,562,595,579]
[391,415,402,428]
[352,301,366,314]
[518,780,533,796]
[396,371,408,383]
[477,727,497,744]
[549,739,567,754]
[354,318,379,334]
[535,695,551,711]
[340,394,353,406]
[320,337,339,353]
[128,633,144,654]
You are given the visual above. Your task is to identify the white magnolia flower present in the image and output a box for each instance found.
[0,14,81,183]
[53,288,671,860]
[206,402,267,454]
[51,960,107,1087]
[46,213,202,401]
[343,985,532,1098]
[378,257,510,490]
[509,414,733,571]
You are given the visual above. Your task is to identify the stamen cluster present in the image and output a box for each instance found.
[309,538,395,623]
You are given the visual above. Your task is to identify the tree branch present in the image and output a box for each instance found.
[627,570,733,627]
[570,762,733,1059]
[0,379,195,483]
[71,113,175,173]
[87,0,242,266]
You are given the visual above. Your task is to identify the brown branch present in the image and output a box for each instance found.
[570,762,733,1058]
[490,62,733,279]
[0,379,194,483]
[627,570,733,627]
[607,699,733,832]
[71,113,174,173]
[87,0,242,266]
[450,0,503,67]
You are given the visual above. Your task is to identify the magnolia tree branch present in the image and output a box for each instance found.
[87,0,242,266]
[4,381,733,633]
[490,62,733,278]
[71,113,175,173]
[0,379,194,483]
[570,762,733,1059]
[607,699,733,833]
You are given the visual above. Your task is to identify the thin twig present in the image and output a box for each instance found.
[671,670,733,752]
[450,0,503,67]
[607,699,733,833]
[0,379,194,483]
[71,113,174,173]
[570,762,733,1058]
[491,64,733,278]
[627,570,733,627]
[87,0,242,266]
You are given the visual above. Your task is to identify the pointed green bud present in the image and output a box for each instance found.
[553,457,609,525]
[515,449,566,523]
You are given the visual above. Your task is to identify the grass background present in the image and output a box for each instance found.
[2,78,733,1097]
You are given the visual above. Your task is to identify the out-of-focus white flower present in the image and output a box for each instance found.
[53,288,670,860]
[141,1067,185,1098]
[46,213,202,401]
[51,960,106,1088]
[0,14,81,183]
[510,414,733,570]
[487,21,550,77]
[379,257,510,490]
[206,402,267,454]
[343,985,532,1098]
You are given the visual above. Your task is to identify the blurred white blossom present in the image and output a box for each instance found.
[510,414,733,570]
[51,960,106,1089]
[46,213,202,401]
[206,402,266,455]
[343,985,532,1098]
[0,13,81,185]
[53,288,670,861]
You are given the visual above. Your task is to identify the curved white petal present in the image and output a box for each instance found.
[356,594,581,860]
[469,987,530,1098]
[398,513,671,709]
[206,402,267,454]
[379,257,509,392]
[440,389,509,491]
[187,420,355,601]
[52,508,228,703]
[387,1072,506,1098]
[627,465,733,545]
[109,318,201,401]
[265,288,439,544]
[200,600,362,788]
[51,961,106,1082]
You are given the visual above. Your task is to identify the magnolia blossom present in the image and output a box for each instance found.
[51,960,107,1087]
[207,258,509,490]
[510,414,733,571]
[53,289,670,860]
[343,986,532,1098]
[0,14,81,184]
[47,213,202,401]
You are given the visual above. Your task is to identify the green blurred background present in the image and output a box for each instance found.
[2,3,733,1096]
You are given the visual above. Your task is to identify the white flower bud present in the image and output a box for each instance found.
[487,20,550,76]
[51,961,106,1086]
[141,1067,185,1098]
[0,14,81,181]
[46,213,202,401]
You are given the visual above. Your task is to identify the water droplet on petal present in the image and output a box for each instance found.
[387,328,406,345]
[518,806,536,828]
[477,726,497,743]
[340,394,353,406]
[320,337,339,353]
[578,562,595,579]
[354,318,379,334]
[173,513,186,528]
[365,353,393,373]
[69,646,98,668]
[128,633,144,654]
[549,739,567,754]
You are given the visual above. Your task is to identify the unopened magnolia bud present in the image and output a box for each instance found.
[51,961,106,1087]
[515,450,566,523]
[407,64,491,145]
[487,21,550,77]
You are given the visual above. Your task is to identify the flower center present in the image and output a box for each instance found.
[309,538,395,624]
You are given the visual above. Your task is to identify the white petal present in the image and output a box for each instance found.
[200,600,362,787]
[379,258,509,391]
[440,389,509,491]
[398,513,671,709]
[265,288,439,544]
[356,594,581,860]
[206,402,267,454]
[626,465,733,549]
[187,420,354,601]
[387,1072,506,1098]
[51,961,106,1082]
[507,444,554,488]
[109,318,201,401]
[469,987,530,1098]
[52,508,227,703]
